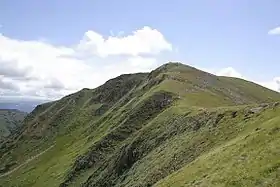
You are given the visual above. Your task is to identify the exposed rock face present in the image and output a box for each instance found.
[249,107,263,114]
[273,102,279,108]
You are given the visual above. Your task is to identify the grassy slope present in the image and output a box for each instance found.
[155,105,280,187]
[0,63,280,187]
[0,109,27,139]
[0,73,149,186]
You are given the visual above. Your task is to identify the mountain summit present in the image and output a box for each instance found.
[1,62,280,187]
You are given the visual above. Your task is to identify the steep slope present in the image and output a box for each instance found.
[0,62,280,187]
[155,104,280,187]
[0,109,27,140]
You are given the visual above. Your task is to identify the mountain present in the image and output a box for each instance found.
[0,62,280,187]
[0,100,48,113]
[0,109,27,140]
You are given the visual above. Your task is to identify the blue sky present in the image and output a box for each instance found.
[0,0,280,100]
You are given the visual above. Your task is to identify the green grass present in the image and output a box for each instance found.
[0,62,280,187]
[155,107,280,187]
[0,126,92,187]
[0,109,26,140]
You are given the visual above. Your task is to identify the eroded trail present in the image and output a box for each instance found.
[0,145,55,178]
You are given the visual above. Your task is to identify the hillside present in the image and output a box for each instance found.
[0,109,27,140]
[0,62,280,187]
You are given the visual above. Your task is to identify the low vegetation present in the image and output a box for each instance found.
[0,109,26,140]
[0,62,279,187]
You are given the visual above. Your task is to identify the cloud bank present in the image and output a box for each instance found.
[0,26,279,101]
[0,27,172,100]
[268,27,280,35]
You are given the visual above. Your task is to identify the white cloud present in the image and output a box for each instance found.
[129,56,157,68]
[268,27,280,35]
[0,27,171,100]
[0,77,19,91]
[0,26,279,101]
[215,67,243,78]
[206,67,279,92]
[258,77,280,92]
[77,26,172,57]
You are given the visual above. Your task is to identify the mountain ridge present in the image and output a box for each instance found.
[0,62,280,187]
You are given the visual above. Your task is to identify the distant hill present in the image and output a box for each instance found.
[0,100,49,113]
[1,62,280,187]
[0,109,27,140]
